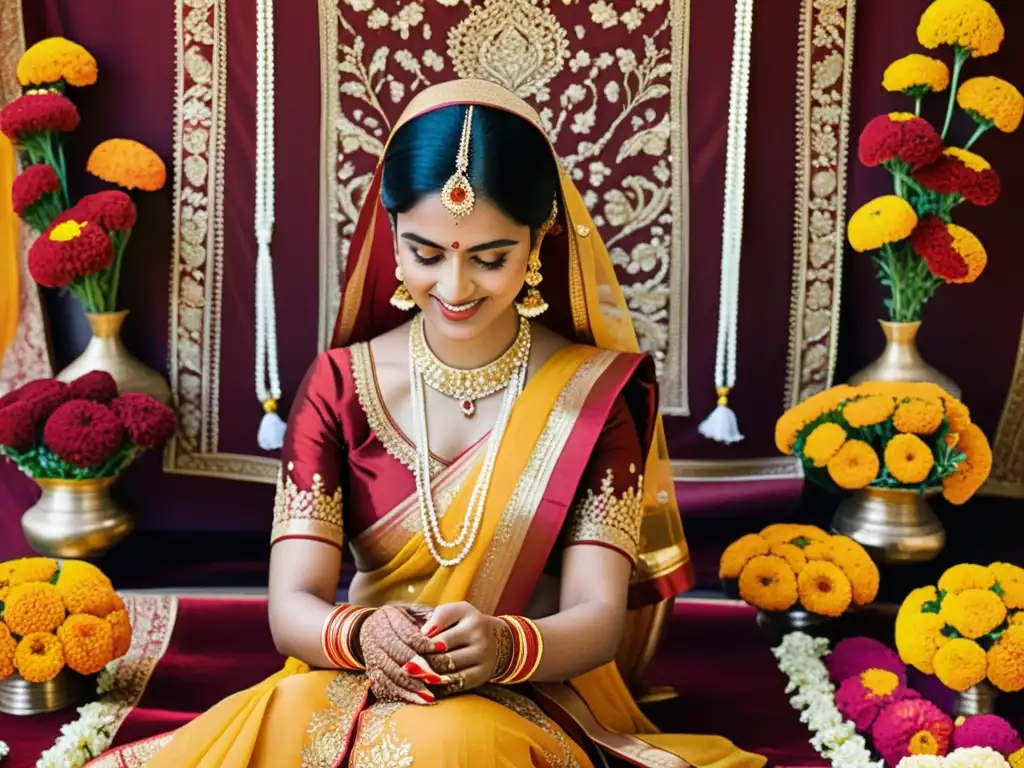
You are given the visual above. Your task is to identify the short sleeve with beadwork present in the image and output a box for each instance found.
[271,352,346,550]
[563,394,645,565]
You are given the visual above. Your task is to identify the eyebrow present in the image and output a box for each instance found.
[401,233,519,253]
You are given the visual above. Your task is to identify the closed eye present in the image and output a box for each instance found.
[473,254,508,270]
[411,249,443,266]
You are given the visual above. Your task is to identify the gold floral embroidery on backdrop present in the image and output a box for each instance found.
[989,314,1024,497]
[318,0,693,415]
[566,467,643,562]
[785,0,857,407]
[271,462,345,546]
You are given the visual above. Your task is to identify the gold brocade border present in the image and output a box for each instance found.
[784,0,857,408]
[988,312,1024,498]
[671,456,803,482]
[163,0,277,481]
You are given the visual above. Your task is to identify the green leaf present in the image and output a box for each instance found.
[921,599,942,614]
[791,537,811,549]
[992,582,1005,598]
[940,624,961,638]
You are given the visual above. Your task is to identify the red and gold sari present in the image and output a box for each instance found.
[91,80,764,768]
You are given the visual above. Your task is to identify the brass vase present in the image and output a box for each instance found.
[955,680,998,716]
[830,488,945,564]
[0,669,96,715]
[56,311,171,404]
[848,321,960,398]
[21,477,133,559]
[755,607,834,643]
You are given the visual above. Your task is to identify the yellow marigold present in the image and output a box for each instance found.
[801,385,860,421]
[940,588,1007,639]
[917,0,1004,57]
[737,555,798,612]
[17,37,98,87]
[1010,748,1024,768]
[909,730,942,756]
[719,533,770,579]
[4,557,59,586]
[803,423,848,467]
[933,637,987,691]
[58,614,114,675]
[87,139,167,192]
[827,537,881,606]
[827,439,880,490]
[944,145,991,171]
[759,523,829,545]
[844,395,897,427]
[774,387,859,455]
[883,54,951,94]
[987,626,1024,692]
[798,560,852,617]
[106,609,132,659]
[896,612,948,674]
[848,196,919,253]
[858,381,946,400]
[2,582,66,636]
[939,564,997,594]
[0,623,15,679]
[893,398,945,435]
[989,562,1024,610]
[942,423,993,505]
[1011,612,1024,627]
[14,632,65,683]
[884,434,935,485]
[771,543,808,574]
[862,668,900,697]
[957,76,1024,133]
[944,223,988,284]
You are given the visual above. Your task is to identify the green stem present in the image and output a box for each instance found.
[108,230,130,310]
[55,139,69,208]
[914,96,922,116]
[964,120,992,150]
[882,243,904,322]
[941,46,969,141]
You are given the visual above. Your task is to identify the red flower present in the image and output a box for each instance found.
[0,401,39,450]
[952,714,1023,756]
[826,636,907,685]
[11,164,61,215]
[0,379,68,439]
[858,113,944,170]
[915,147,1001,206]
[65,371,119,403]
[43,400,125,468]
[75,191,137,232]
[872,699,954,767]
[111,394,175,448]
[910,216,987,284]
[835,670,920,732]
[0,93,79,140]
[27,219,113,288]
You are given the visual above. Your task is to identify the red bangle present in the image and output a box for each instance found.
[321,605,374,670]
[492,615,543,684]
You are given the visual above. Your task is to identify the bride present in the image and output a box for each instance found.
[93,79,765,768]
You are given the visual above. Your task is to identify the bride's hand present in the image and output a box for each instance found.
[358,605,447,705]
[421,602,510,697]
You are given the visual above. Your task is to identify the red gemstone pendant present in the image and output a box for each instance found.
[461,399,475,417]
[449,187,467,204]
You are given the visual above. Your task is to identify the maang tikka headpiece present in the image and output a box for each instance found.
[441,106,475,219]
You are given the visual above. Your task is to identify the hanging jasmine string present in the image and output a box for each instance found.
[254,0,286,450]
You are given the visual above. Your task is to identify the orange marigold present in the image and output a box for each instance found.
[884,433,935,485]
[798,560,852,617]
[942,424,993,505]
[862,668,900,697]
[17,37,98,88]
[4,557,59,586]
[14,632,64,683]
[933,638,987,691]
[827,537,881,606]
[56,574,119,617]
[2,582,66,636]
[58,614,114,675]
[940,588,1006,639]
[828,440,880,490]
[1011,612,1024,627]
[940,563,996,594]
[59,560,113,587]
[990,562,1024,610]
[719,533,770,580]
[0,623,15,679]
[737,555,799,612]
[87,139,166,192]
[106,609,132,658]
[803,423,848,467]
[770,543,808,574]
[893,398,945,435]
[1012,749,1024,768]
[943,397,972,431]
[987,625,1024,692]
[774,386,859,454]
[759,523,829,545]
[843,395,897,427]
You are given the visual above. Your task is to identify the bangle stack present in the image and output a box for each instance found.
[491,615,544,684]
[321,604,374,670]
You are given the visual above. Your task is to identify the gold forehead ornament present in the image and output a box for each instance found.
[440,105,475,219]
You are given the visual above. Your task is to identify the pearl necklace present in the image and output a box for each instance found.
[409,325,529,566]
[409,313,530,417]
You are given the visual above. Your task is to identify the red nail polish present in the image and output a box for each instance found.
[424,625,439,638]
[404,662,424,676]
[433,640,447,652]
[417,690,435,703]
[424,673,443,685]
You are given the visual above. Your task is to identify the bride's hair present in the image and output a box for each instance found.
[380,104,560,232]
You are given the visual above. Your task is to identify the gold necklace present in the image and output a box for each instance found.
[409,313,531,417]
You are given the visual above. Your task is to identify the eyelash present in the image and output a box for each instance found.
[411,250,508,270]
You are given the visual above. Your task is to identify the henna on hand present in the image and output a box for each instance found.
[359,606,439,704]
[492,619,514,680]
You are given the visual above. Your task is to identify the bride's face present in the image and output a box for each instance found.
[395,195,531,341]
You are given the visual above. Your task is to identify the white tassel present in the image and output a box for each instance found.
[698,388,744,444]
[258,410,287,451]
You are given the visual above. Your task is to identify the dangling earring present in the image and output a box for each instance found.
[390,265,416,311]
[516,199,558,318]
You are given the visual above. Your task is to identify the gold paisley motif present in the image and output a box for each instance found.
[271,462,345,546]
[566,468,644,563]
[302,672,371,768]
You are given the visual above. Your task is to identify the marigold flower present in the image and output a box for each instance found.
[17,37,97,87]
[58,614,114,675]
[28,219,114,289]
[897,612,948,674]
[894,398,946,435]
[2,582,66,636]
[915,147,1001,206]
[884,434,935,485]
[883,54,951,95]
[917,0,1005,57]
[873,698,954,768]
[106,609,132,658]
[12,164,62,218]
[837,669,919,731]
[952,713,1023,755]
[770,543,808,574]
[940,564,997,594]
[828,440,880,490]
[797,560,852,617]
[111,393,176,448]
[718,533,770,580]
[944,396,972,431]
[811,536,880,606]
[0,623,16,679]
[55,567,118,617]
[910,216,986,284]
[59,559,113,588]
[14,632,65,683]
[858,113,944,170]
[0,93,80,141]
[1012,749,1024,768]
[848,195,919,252]
[1011,612,1024,628]
[64,370,119,403]
[737,555,798,612]
[827,636,907,685]
[989,562,1024,610]
[987,625,1024,692]
[1,557,58,589]
[74,190,138,232]
[803,422,848,467]
[43,399,125,468]
[941,589,1007,639]
[759,523,830,545]
[844,395,897,427]
[943,424,993,505]
[934,637,988,691]
[87,139,167,192]
[774,385,859,454]
[958,76,1024,133]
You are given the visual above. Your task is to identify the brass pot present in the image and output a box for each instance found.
[21,477,133,559]
[830,488,945,564]
[0,668,96,716]
[57,311,171,404]
[848,320,960,398]
[955,680,998,716]
[755,607,834,642]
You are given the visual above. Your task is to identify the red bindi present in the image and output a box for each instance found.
[451,241,460,250]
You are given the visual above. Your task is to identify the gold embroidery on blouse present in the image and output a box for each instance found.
[352,721,414,768]
[271,461,344,546]
[302,672,370,768]
[566,468,644,563]
[479,686,581,768]
[350,342,445,479]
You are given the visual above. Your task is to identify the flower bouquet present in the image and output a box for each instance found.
[720,523,880,637]
[0,557,131,715]
[775,381,992,563]
[0,371,175,557]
